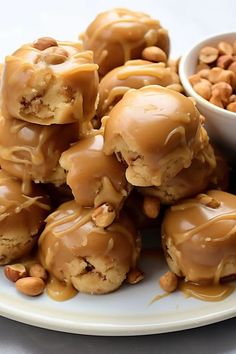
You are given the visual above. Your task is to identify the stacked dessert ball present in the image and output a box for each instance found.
[1,8,235,300]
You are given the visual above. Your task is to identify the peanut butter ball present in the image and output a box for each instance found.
[141,143,216,204]
[0,170,50,265]
[39,201,141,294]
[97,60,180,118]
[60,134,130,217]
[104,85,205,187]
[81,8,169,76]
[162,190,236,284]
[1,38,99,133]
[0,115,78,186]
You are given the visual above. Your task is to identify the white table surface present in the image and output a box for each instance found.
[0,0,236,352]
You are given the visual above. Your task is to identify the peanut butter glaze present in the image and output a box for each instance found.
[60,134,129,209]
[81,8,169,76]
[1,39,99,132]
[0,115,78,186]
[0,170,50,264]
[141,143,216,204]
[104,85,205,187]
[39,201,141,295]
[97,60,180,118]
[162,190,236,284]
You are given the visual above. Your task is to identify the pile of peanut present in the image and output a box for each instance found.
[4,263,47,296]
[189,40,236,112]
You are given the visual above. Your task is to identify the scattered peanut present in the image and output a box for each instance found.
[142,46,167,63]
[159,271,178,293]
[211,82,232,105]
[4,264,27,282]
[143,196,160,219]
[127,268,144,284]
[16,277,45,296]
[41,47,68,65]
[199,46,219,63]
[29,264,47,280]
[209,93,224,108]
[33,37,58,51]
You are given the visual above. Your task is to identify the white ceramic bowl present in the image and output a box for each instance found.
[179,32,236,152]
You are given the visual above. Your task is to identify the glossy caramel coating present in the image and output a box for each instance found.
[81,8,169,76]
[104,85,205,187]
[1,39,99,132]
[97,60,180,118]
[0,170,50,265]
[0,115,78,186]
[141,143,216,204]
[162,190,236,284]
[39,201,141,294]
[60,134,129,210]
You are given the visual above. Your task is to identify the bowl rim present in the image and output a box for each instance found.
[179,31,236,120]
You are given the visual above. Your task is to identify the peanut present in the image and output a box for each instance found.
[196,62,210,72]
[92,203,116,228]
[16,277,45,296]
[198,194,221,208]
[216,55,233,69]
[42,47,68,65]
[127,268,144,284]
[142,46,167,63]
[209,93,224,108]
[193,79,212,100]
[159,271,178,293]
[229,94,236,103]
[199,46,219,63]
[197,69,210,79]
[189,74,201,86]
[4,264,27,282]
[218,41,233,56]
[29,264,47,280]
[208,67,234,85]
[227,102,236,112]
[33,37,58,51]
[143,196,160,219]
[212,82,232,105]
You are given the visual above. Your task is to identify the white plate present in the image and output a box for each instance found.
[0,249,236,336]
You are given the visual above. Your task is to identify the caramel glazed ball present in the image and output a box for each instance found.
[97,59,181,119]
[162,190,236,284]
[60,134,130,227]
[1,37,99,134]
[104,85,209,188]
[39,201,141,294]
[0,170,50,265]
[0,114,78,187]
[81,8,169,76]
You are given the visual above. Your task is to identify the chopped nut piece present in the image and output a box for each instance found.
[143,196,160,219]
[33,37,58,51]
[127,268,144,284]
[92,203,116,228]
[197,194,221,208]
[4,264,27,282]
[159,271,178,293]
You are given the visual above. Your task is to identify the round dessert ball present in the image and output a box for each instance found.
[0,115,78,186]
[60,134,130,211]
[162,190,236,284]
[39,201,141,294]
[1,37,99,133]
[141,142,217,204]
[104,85,206,187]
[81,8,169,76]
[0,170,50,265]
[97,60,180,119]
